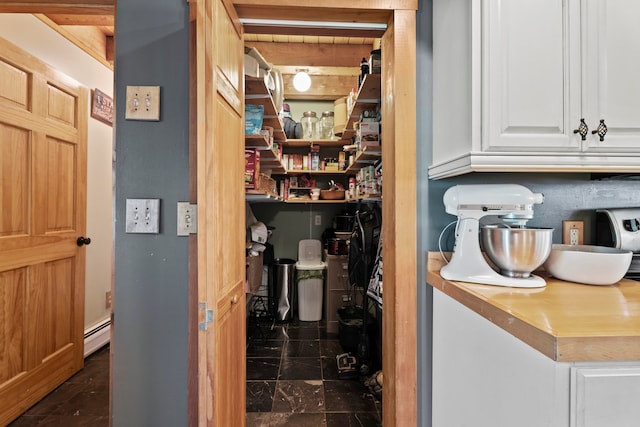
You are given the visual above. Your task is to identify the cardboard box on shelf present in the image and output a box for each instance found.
[290,154,304,170]
[359,121,379,144]
[245,148,260,189]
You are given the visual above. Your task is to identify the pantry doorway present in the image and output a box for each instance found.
[191,1,418,426]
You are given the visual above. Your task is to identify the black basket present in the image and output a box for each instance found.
[337,306,374,353]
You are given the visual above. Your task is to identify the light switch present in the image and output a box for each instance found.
[125,86,160,121]
[177,202,197,236]
[125,199,160,233]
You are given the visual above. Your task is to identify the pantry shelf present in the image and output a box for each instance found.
[245,76,286,142]
[285,170,346,175]
[245,190,283,203]
[284,139,345,148]
[346,193,382,202]
[345,146,381,173]
[340,73,381,141]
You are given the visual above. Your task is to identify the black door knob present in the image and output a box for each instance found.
[77,236,92,247]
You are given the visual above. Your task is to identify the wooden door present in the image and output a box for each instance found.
[191,0,246,425]
[0,37,88,424]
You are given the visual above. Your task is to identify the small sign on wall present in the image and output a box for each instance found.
[91,88,113,126]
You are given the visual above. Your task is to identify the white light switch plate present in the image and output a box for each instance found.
[125,86,160,121]
[126,199,160,233]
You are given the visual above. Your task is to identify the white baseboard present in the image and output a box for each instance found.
[84,318,111,357]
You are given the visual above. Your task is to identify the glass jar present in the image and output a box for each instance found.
[320,111,335,139]
[300,111,319,139]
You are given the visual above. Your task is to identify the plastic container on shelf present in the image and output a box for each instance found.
[334,97,347,133]
[300,111,319,140]
[295,239,326,322]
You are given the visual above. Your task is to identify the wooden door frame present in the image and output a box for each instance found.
[191,1,418,425]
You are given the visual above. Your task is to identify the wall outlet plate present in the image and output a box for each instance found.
[563,220,584,245]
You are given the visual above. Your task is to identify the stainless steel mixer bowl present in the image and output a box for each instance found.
[480,226,554,278]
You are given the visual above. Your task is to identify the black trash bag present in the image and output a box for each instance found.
[283,116,302,139]
[348,205,382,288]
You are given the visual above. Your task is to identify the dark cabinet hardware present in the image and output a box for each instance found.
[573,118,589,140]
[591,119,608,141]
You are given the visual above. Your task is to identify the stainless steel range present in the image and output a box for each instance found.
[596,208,640,279]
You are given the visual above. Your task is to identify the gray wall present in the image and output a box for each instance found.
[251,203,358,259]
[427,173,640,250]
[113,0,190,425]
[416,2,434,426]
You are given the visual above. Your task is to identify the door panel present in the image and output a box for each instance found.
[583,0,640,152]
[0,37,87,425]
[193,0,245,425]
[484,0,581,152]
[0,124,29,237]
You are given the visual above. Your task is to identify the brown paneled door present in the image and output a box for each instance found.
[0,37,88,425]
[191,0,246,425]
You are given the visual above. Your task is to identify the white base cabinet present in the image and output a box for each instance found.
[430,0,640,179]
[433,290,640,427]
[571,367,640,427]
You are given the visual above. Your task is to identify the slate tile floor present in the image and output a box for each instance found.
[246,318,382,427]
[9,344,110,427]
[9,319,381,427]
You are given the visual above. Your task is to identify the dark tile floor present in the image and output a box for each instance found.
[9,344,110,427]
[9,318,381,427]
[246,318,382,427]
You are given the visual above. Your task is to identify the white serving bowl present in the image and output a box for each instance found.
[543,244,633,286]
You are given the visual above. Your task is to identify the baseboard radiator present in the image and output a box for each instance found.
[84,318,111,357]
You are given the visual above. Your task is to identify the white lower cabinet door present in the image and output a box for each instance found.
[571,366,640,427]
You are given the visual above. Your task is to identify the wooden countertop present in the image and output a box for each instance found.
[426,252,640,362]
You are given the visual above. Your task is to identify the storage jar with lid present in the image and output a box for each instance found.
[320,111,335,139]
[300,111,319,139]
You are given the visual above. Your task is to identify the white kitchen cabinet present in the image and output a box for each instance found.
[571,367,640,427]
[430,0,640,179]
[582,0,640,153]
[432,290,640,427]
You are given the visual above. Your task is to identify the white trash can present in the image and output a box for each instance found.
[295,239,326,321]
[296,267,325,321]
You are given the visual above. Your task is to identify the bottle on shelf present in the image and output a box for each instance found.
[358,57,370,88]
[310,145,320,171]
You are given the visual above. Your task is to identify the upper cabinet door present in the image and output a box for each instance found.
[582,0,640,152]
[483,0,582,152]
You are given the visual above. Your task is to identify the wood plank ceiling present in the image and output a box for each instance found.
[0,1,382,99]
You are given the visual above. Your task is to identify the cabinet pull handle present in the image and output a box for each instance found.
[591,119,608,141]
[231,295,239,305]
[573,118,588,141]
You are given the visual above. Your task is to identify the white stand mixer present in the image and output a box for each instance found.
[440,184,547,288]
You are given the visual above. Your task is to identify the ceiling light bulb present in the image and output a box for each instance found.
[293,71,311,92]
